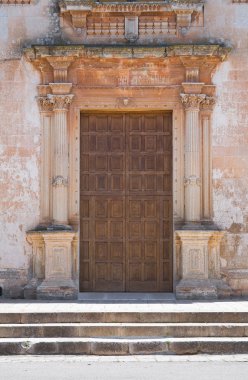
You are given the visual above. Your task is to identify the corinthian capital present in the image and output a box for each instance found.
[48,94,74,111]
[201,96,216,111]
[180,94,206,110]
[37,97,53,113]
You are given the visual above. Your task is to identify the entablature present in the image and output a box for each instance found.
[24,44,230,87]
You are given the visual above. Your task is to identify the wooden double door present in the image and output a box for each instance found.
[80,112,173,292]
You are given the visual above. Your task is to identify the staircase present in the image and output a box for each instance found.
[1,303,248,355]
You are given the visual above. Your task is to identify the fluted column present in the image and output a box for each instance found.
[181,93,205,222]
[201,96,216,220]
[37,96,53,222]
[48,93,74,226]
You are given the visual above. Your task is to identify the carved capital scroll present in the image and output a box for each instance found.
[201,96,216,111]
[37,97,54,113]
[48,94,74,111]
[180,93,206,110]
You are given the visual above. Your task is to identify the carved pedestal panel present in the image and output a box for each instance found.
[26,231,78,300]
[176,230,231,299]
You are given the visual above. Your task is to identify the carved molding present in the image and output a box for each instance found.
[25,44,231,63]
[48,94,74,111]
[0,0,32,4]
[52,176,68,188]
[180,93,206,110]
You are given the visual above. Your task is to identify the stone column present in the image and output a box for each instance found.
[180,93,205,223]
[48,85,74,227]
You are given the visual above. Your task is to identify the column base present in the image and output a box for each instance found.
[37,279,77,300]
[176,279,232,300]
[24,278,40,299]
[176,279,218,300]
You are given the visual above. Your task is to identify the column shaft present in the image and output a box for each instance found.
[52,109,69,225]
[202,115,211,219]
[184,107,201,222]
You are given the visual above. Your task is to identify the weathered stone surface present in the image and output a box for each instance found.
[0,0,248,300]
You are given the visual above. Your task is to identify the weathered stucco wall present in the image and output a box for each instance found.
[0,0,248,297]
[0,0,60,297]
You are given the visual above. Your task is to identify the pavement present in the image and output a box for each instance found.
[1,298,248,313]
[0,355,248,380]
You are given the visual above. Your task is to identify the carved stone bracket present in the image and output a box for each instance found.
[180,93,206,110]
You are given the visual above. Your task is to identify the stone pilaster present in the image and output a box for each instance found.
[180,93,205,223]
[37,93,53,223]
[48,91,74,226]
[201,96,216,220]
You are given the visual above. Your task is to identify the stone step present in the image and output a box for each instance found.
[1,312,248,324]
[1,337,248,355]
[1,323,248,338]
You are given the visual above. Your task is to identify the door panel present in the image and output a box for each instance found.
[80,113,172,292]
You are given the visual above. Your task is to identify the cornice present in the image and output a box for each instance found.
[24,44,231,61]
[59,0,204,19]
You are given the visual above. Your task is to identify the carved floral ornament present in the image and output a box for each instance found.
[180,94,216,110]
[37,95,74,112]
[52,176,68,188]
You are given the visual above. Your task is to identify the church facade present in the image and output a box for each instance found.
[0,0,248,300]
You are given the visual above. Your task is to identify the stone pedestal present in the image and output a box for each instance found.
[175,230,226,300]
[36,232,77,300]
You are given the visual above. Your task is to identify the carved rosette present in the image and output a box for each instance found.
[201,96,216,111]
[52,175,68,188]
[37,97,54,113]
[180,94,206,110]
[48,94,74,111]
[184,176,201,187]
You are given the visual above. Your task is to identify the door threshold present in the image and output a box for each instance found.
[78,293,176,303]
